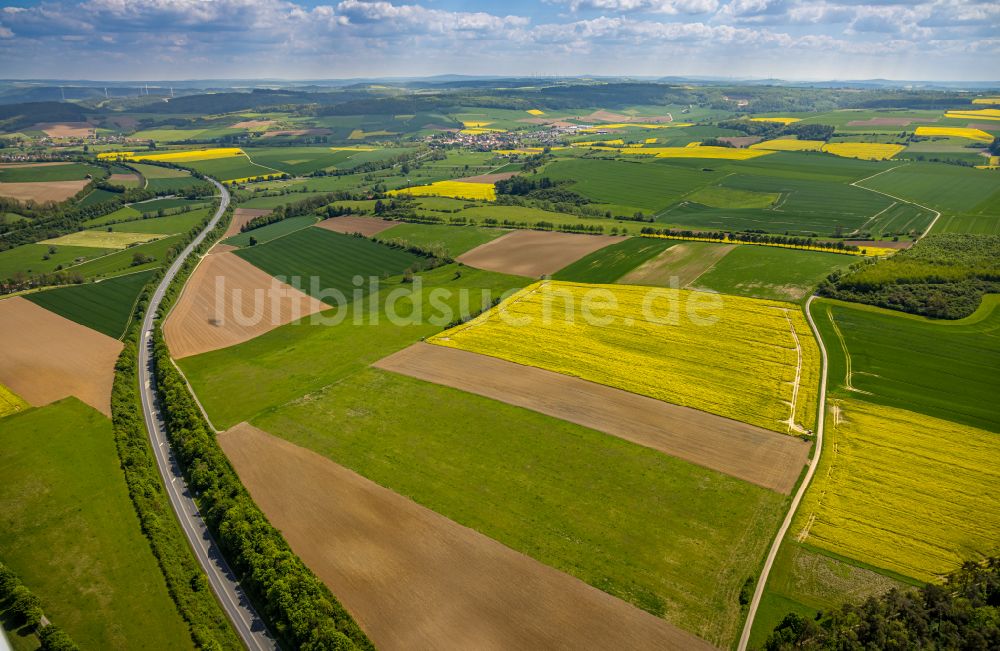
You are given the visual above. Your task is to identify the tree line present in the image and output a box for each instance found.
[0,561,79,650]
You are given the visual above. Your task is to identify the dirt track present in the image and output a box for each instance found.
[163,251,327,358]
[376,343,808,493]
[457,230,626,278]
[315,215,400,237]
[220,422,716,651]
[0,179,90,203]
[226,208,271,238]
[0,297,122,415]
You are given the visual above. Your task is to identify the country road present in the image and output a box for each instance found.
[137,178,277,651]
[736,294,829,650]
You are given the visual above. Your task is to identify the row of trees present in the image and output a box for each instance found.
[0,561,79,650]
[765,558,1000,650]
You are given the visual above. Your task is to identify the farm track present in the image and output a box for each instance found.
[737,295,829,651]
[850,163,942,239]
[137,178,277,650]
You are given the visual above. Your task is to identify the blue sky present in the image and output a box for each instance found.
[0,0,997,81]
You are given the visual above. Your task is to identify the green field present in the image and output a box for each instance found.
[108,208,208,234]
[811,296,1000,432]
[24,270,154,338]
[234,227,420,304]
[69,234,184,279]
[242,147,355,176]
[184,155,277,181]
[377,222,507,256]
[237,191,330,210]
[82,205,142,226]
[127,162,191,179]
[0,163,100,183]
[134,197,210,214]
[223,215,318,247]
[685,185,780,209]
[78,188,119,206]
[0,399,193,650]
[691,246,853,302]
[0,243,111,280]
[256,367,786,646]
[553,237,675,282]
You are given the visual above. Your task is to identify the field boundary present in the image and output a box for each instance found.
[737,294,829,651]
[850,163,941,239]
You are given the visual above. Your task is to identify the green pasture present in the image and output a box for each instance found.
[378,222,507,256]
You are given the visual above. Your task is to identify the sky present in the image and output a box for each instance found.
[0,0,997,81]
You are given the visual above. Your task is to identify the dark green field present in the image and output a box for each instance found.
[0,243,111,280]
[185,155,276,181]
[70,234,184,279]
[24,270,154,338]
[553,237,675,282]
[223,215,318,246]
[0,399,192,650]
[234,227,420,304]
[108,208,208,234]
[242,147,355,176]
[77,188,118,206]
[0,162,101,183]
[810,296,1000,432]
[134,198,209,214]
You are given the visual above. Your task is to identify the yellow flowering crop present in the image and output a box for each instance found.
[459,128,506,135]
[944,108,1000,121]
[0,384,29,418]
[388,180,495,201]
[329,146,377,152]
[429,280,820,434]
[101,148,243,163]
[462,121,493,128]
[820,142,905,160]
[971,98,1000,105]
[644,137,657,144]
[526,109,545,116]
[685,141,702,148]
[793,399,1000,581]
[750,139,825,152]
[597,145,774,160]
[750,117,802,125]
[572,139,624,147]
[914,126,994,141]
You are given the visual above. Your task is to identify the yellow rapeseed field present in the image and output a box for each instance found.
[821,142,905,160]
[329,146,377,152]
[971,98,1000,104]
[914,126,994,142]
[459,128,506,135]
[644,137,657,144]
[944,108,1000,121]
[0,384,29,418]
[388,180,495,201]
[429,280,820,434]
[793,399,1000,581]
[750,139,825,152]
[99,148,243,163]
[572,139,624,147]
[750,117,802,125]
[494,147,545,155]
[526,109,545,116]
[226,173,285,185]
[598,145,774,160]
[462,121,493,128]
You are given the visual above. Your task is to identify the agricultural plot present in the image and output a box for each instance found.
[812,297,1000,432]
[375,222,505,257]
[41,230,164,249]
[685,185,780,209]
[128,163,202,192]
[78,188,121,206]
[185,155,278,182]
[0,162,100,183]
[0,179,90,203]
[428,280,820,434]
[164,251,327,358]
[225,208,271,238]
[134,198,209,214]
[69,234,184,279]
[223,215,318,247]
[25,270,154,338]
[691,246,854,302]
[242,147,357,175]
[0,398,193,650]
[377,343,808,492]
[388,180,496,201]
[315,215,400,237]
[0,297,122,415]
[0,383,28,418]
[251,366,786,647]
[234,227,420,304]
[457,230,626,277]
[108,208,209,235]
[552,237,676,283]
[0,243,111,280]
[221,423,714,651]
[792,398,1000,582]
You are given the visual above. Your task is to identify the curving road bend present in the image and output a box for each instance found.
[736,295,829,651]
[137,178,277,651]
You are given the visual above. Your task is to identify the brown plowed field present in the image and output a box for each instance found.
[0,297,122,416]
[375,343,808,494]
[457,230,626,278]
[0,179,90,203]
[108,173,139,185]
[315,215,400,237]
[163,252,327,358]
[37,122,94,137]
[226,208,271,238]
[231,119,275,129]
[453,172,518,183]
[717,136,762,148]
[220,422,716,651]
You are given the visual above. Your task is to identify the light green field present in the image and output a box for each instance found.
[130,128,207,142]
[377,222,507,256]
[0,399,193,650]
[0,243,111,280]
[184,155,278,181]
[0,162,101,183]
[108,208,209,235]
[686,185,780,209]
[237,191,330,210]
[82,205,141,226]
[553,237,675,283]
[691,246,853,302]
[42,231,164,249]
[69,234,184,279]
[223,215,318,247]
[127,162,191,179]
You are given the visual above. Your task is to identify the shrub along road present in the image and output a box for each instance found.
[136,178,277,651]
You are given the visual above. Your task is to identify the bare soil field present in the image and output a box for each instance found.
[315,215,400,237]
[846,117,937,127]
[583,110,631,123]
[231,119,275,129]
[226,208,271,238]
[717,136,763,148]
[0,297,122,415]
[0,179,90,203]
[163,251,327,358]
[220,422,715,651]
[454,172,518,184]
[619,242,736,287]
[36,122,95,138]
[375,343,808,493]
[457,230,626,277]
[108,173,139,185]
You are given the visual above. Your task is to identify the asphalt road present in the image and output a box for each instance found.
[736,294,830,650]
[137,179,277,651]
